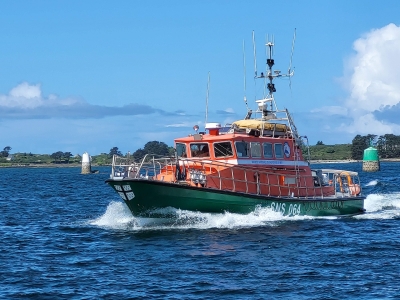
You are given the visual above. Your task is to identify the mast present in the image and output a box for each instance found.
[254,36,282,119]
[252,33,300,142]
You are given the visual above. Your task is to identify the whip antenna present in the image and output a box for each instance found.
[252,30,257,78]
[205,72,210,128]
[243,40,249,110]
[288,28,296,90]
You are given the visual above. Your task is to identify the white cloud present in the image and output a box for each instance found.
[9,82,41,99]
[348,23,400,112]
[0,82,80,111]
[0,82,183,119]
[337,113,399,135]
[309,23,400,139]
[1,82,43,109]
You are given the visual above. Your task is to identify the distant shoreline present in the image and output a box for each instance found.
[0,163,108,168]
[310,160,359,164]
[1,158,399,169]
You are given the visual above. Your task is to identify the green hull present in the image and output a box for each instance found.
[106,179,365,217]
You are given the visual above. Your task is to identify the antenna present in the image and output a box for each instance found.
[205,72,210,128]
[272,35,275,57]
[288,28,296,89]
[243,40,250,111]
[252,30,257,78]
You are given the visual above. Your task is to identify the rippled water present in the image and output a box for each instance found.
[1,163,400,299]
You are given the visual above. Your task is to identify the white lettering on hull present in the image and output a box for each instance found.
[270,202,301,216]
[269,201,346,215]
[114,185,135,201]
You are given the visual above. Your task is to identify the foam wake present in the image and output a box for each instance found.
[356,193,400,219]
[89,201,135,229]
[91,193,400,230]
[365,180,378,186]
[89,201,313,231]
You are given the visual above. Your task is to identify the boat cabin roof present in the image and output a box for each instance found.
[174,132,294,143]
[319,169,359,176]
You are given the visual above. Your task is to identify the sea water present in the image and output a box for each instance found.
[0,163,399,299]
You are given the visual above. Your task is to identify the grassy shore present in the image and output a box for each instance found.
[310,159,358,164]
[310,158,400,164]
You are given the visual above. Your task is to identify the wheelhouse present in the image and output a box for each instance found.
[174,133,305,166]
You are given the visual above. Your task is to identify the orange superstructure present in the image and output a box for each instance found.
[153,124,338,199]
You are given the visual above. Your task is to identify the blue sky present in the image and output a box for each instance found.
[1,1,400,155]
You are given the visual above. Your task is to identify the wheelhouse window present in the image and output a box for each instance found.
[250,142,262,158]
[263,143,273,158]
[190,143,210,158]
[274,143,284,158]
[176,143,187,157]
[235,141,249,158]
[214,142,233,157]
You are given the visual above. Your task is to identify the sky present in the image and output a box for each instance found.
[1,1,400,155]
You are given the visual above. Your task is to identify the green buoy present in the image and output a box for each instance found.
[362,146,380,172]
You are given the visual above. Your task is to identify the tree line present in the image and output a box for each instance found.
[50,151,73,163]
[46,141,173,164]
[351,134,400,160]
[109,141,174,161]
[4,134,400,164]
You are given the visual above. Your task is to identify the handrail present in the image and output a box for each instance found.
[110,154,361,199]
[137,154,150,178]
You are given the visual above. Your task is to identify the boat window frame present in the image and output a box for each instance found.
[263,142,273,158]
[189,142,210,158]
[250,142,262,158]
[213,141,234,158]
[176,143,187,158]
[274,143,284,159]
[235,141,250,158]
